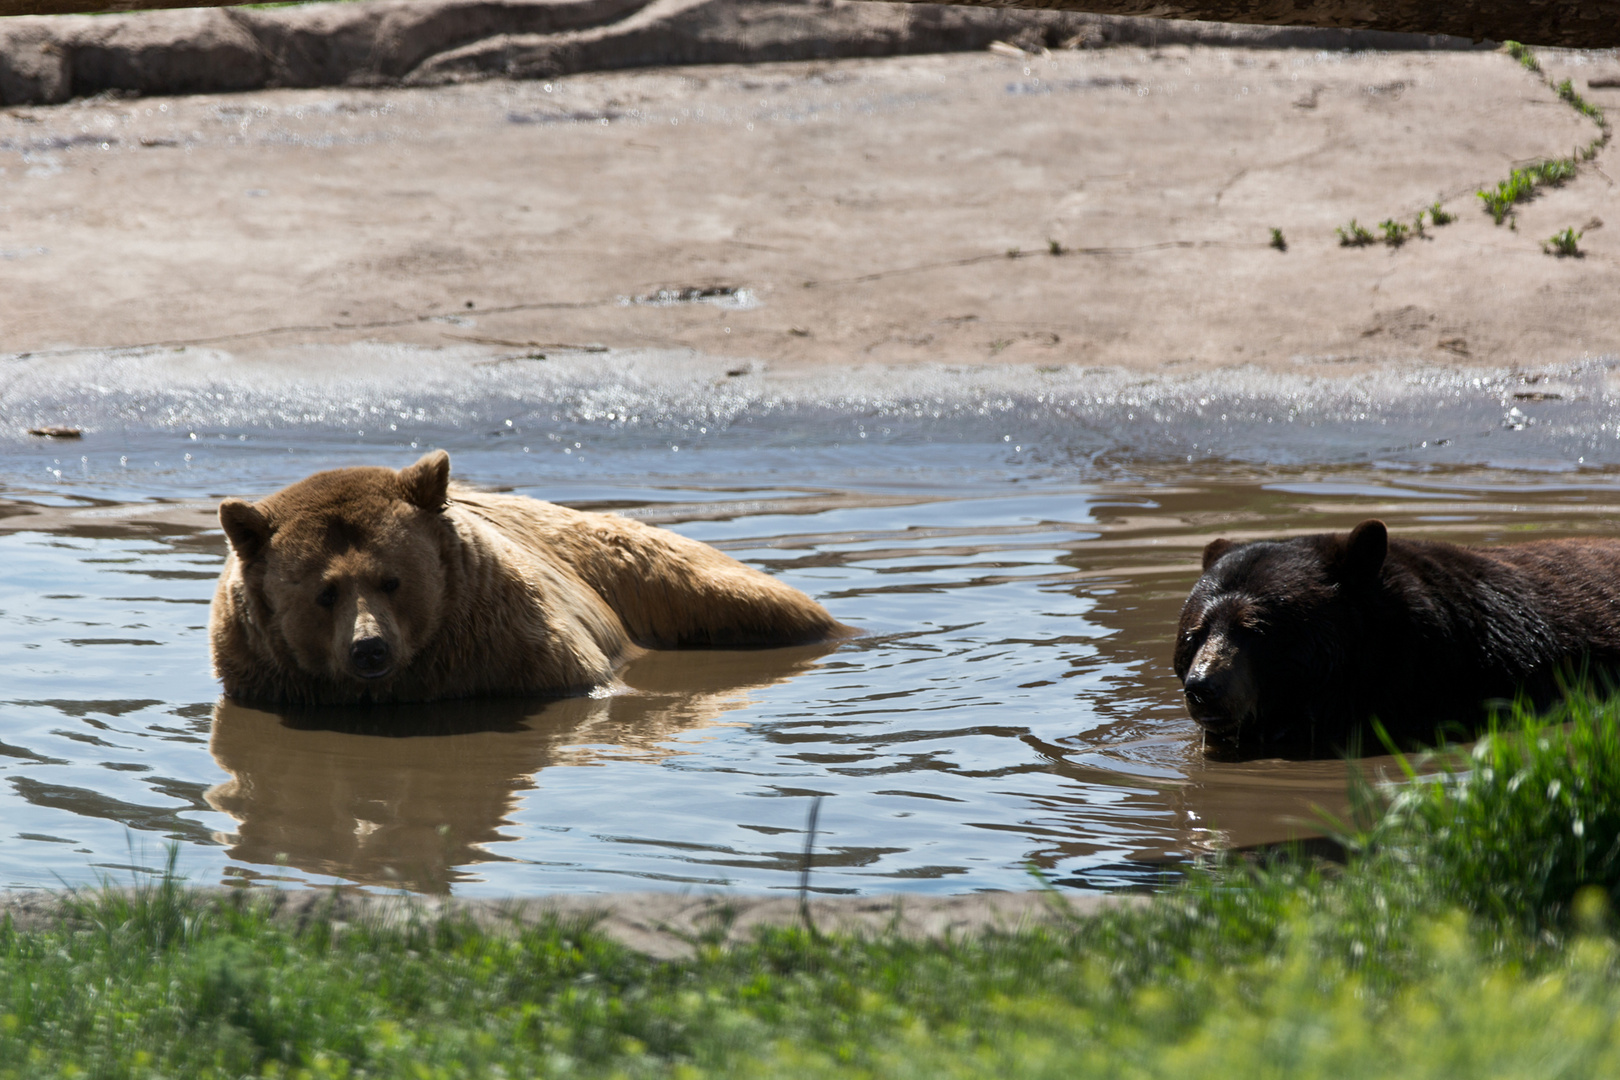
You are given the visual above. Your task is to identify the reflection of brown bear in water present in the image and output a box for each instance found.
[206,643,838,892]
[1175,519,1620,757]
[210,451,850,705]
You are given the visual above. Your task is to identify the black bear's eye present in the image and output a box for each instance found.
[380,577,401,594]
[316,585,338,608]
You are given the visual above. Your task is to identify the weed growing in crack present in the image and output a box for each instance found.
[1478,159,1578,225]
[1477,181,1524,225]
[1557,79,1606,124]
[1268,227,1287,251]
[1379,218,1411,247]
[1545,227,1584,257]
[1333,43,1604,253]
[1477,42,1611,229]
[1336,219,1376,247]
[1535,158,1579,184]
[1505,40,1541,73]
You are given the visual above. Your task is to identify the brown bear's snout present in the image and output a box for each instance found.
[349,635,393,679]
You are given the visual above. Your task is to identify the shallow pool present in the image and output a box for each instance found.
[3,345,1618,895]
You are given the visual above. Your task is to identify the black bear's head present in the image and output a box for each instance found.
[1172,520,1388,751]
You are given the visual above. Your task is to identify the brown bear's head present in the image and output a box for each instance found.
[218,450,454,692]
[1172,519,1388,750]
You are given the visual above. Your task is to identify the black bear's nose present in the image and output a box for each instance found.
[350,636,392,677]
[1183,673,1221,710]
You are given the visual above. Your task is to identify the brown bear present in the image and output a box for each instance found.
[210,450,851,705]
[1174,519,1620,756]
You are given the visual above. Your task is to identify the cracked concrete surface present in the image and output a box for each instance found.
[1,41,1617,375]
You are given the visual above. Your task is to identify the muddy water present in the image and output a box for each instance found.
[3,346,1620,895]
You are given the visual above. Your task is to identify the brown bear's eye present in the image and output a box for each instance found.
[380,577,400,594]
[316,585,338,608]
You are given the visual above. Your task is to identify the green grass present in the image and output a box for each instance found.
[1359,686,1620,930]
[11,690,1620,1076]
[1378,218,1410,247]
[1268,227,1287,251]
[1427,202,1454,227]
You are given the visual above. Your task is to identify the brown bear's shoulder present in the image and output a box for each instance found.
[448,488,851,650]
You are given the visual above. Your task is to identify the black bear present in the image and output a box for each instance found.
[1174,519,1620,755]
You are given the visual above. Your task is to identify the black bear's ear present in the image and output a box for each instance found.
[219,499,272,562]
[399,450,450,512]
[1201,538,1235,571]
[1343,519,1388,579]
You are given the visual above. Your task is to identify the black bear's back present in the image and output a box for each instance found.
[1376,536,1620,732]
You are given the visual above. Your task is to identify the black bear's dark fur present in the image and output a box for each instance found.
[1173,520,1620,757]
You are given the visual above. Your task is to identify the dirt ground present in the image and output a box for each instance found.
[3,40,1617,375]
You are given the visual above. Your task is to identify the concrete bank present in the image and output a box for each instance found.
[0,887,1137,958]
[3,44,1617,373]
[0,0,1489,106]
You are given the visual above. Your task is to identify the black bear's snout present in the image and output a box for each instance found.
[350,636,393,678]
[1183,672,1235,722]
[1183,673,1219,710]
[1180,643,1257,732]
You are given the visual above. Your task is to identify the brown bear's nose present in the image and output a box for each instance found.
[350,636,392,678]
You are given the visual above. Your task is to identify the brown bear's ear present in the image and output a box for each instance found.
[1201,538,1235,571]
[219,499,272,562]
[1344,519,1389,579]
[399,450,450,512]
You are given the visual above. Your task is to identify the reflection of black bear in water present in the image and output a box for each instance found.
[206,643,838,892]
[1175,519,1620,758]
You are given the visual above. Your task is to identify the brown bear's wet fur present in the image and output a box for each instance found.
[210,451,851,705]
[1174,519,1620,756]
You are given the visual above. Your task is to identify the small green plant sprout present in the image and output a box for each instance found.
[1047,238,1063,256]
[1269,227,1287,251]
[1505,41,1541,73]
[1379,218,1411,247]
[1556,79,1606,123]
[1428,202,1455,226]
[1544,226,1584,257]
[1336,219,1376,247]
